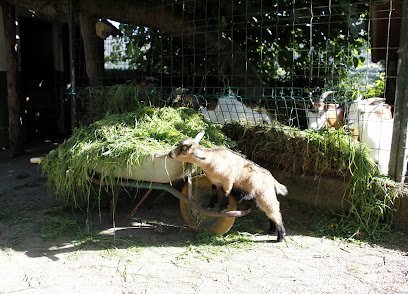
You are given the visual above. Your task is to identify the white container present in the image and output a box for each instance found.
[96,155,189,183]
[116,156,187,183]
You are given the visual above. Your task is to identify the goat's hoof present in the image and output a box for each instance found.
[277,226,286,242]
[276,235,285,242]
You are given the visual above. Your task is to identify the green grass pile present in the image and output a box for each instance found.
[223,122,376,178]
[77,84,166,125]
[41,106,233,208]
[223,122,401,240]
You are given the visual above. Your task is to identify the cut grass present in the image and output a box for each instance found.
[40,206,82,240]
[40,215,80,240]
[174,231,254,262]
[195,231,254,247]
[76,84,162,125]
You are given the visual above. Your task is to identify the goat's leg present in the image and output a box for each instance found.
[207,185,218,209]
[268,220,277,234]
[219,191,230,211]
[256,196,285,242]
[219,183,233,211]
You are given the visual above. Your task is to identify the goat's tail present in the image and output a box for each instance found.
[275,181,288,197]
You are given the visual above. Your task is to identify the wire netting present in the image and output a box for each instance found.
[70,0,405,177]
[73,1,401,117]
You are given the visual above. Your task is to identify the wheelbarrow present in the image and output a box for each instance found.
[89,155,251,235]
[31,154,251,235]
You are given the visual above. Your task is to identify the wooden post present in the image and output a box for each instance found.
[68,0,77,130]
[389,0,408,182]
[79,10,104,87]
[2,2,23,155]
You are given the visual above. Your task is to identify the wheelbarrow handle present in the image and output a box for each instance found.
[30,157,42,164]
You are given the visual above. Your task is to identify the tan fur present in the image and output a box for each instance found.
[325,104,345,129]
[169,140,287,241]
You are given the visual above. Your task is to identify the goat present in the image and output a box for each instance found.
[168,87,207,110]
[347,97,393,175]
[168,132,287,242]
[306,91,345,130]
[200,94,272,124]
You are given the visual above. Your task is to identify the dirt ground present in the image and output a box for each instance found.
[1,142,408,294]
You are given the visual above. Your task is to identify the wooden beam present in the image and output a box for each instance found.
[2,0,263,89]
[79,10,104,87]
[389,0,408,182]
[2,1,23,155]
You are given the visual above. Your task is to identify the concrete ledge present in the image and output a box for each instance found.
[272,169,349,213]
[395,196,408,232]
[271,169,408,233]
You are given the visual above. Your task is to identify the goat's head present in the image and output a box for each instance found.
[347,97,392,128]
[308,90,336,113]
[168,131,206,162]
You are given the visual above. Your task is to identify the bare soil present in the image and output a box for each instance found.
[1,143,407,294]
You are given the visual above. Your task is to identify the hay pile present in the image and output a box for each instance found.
[42,106,233,207]
[222,122,376,178]
[76,84,164,125]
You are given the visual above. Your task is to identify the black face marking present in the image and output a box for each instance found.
[180,143,192,154]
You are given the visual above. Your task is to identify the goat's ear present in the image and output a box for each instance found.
[193,149,206,160]
[194,131,205,143]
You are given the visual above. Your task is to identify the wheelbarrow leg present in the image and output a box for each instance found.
[110,187,121,222]
[149,190,167,207]
[125,189,153,223]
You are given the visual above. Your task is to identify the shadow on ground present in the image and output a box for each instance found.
[1,141,407,262]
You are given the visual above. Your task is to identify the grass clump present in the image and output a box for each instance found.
[76,84,164,125]
[195,231,253,247]
[41,106,233,208]
[175,231,253,261]
[223,121,375,178]
[39,206,82,240]
[223,122,401,241]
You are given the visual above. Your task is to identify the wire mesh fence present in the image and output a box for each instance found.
[74,1,400,103]
[67,0,405,178]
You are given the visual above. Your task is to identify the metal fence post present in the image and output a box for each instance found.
[389,0,408,182]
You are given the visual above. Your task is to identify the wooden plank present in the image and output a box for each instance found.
[2,2,23,155]
[389,0,408,182]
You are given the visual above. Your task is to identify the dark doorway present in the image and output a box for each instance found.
[19,17,70,140]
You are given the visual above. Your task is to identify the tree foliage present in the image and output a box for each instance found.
[106,0,376,92]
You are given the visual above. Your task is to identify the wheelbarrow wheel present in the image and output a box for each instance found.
[180,175,236,235]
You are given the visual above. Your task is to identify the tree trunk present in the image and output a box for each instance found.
[79,10,104,87]
[2,2,23,155]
